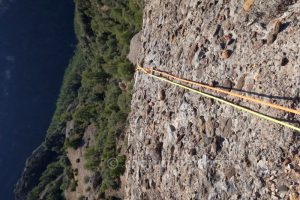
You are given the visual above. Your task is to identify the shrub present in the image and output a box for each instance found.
[72,104,101,130]
[70,180,78,191]
[84,147,101,171]
[110,155,126,178]
[117,62,134,80]
[79,195,86,200]
[65,133,83,149]
[118,92,132,114]
[84,176,90,183]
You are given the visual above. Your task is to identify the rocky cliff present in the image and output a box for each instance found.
[125,0,300,199]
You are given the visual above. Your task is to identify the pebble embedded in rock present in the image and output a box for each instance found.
[210,80,219,87]
[273,20,282,35]
[253,39,264,50]
[149,102,155,107]
[224,34,232,41]
[158,90,166,100]
[219,15,225,21]
[190,148,197,155]
[145,138,151,145]
[267,34,276,45]
[222,49,230,59]
[278,185,289,192]
[224,166,235,179]
[266,20,282,46]
[205,117,215,137]
[236,75,245,90]
[289,193,299,200]
[283,158,291,166]
[281,57,289,66]
[223,79,233,91]
[222,118,233,137]
[243,0,254,11]
[210,140,217,155]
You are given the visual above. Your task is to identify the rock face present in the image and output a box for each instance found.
[14,145,58,200]
[125,0,300,199]
[127,31,143,64]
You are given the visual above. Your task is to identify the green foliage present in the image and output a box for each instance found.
[70,180,78,192]
[79,195,87,200]
[84,147,101,171]
[110,155,126,178]
[118,91,132,114]
[20,0,143,198]
[45,48,85,152]
[65,132,83,149]
[128,0,143,28]
[104,80,121,112]
[73,0,143,195]
[61,162,73,191]
[43,180,65,200]
[81,66,108,89]
[72,103,101,130]
[27,157,66,200]
[117,61,134,80]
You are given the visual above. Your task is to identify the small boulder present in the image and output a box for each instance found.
[127,31,142,64]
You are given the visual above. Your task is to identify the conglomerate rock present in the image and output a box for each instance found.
[125,0,300,199]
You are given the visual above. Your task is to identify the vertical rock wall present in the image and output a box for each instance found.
[126,0,300,199]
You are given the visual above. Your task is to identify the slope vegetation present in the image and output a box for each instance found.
[15,0,142,199]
